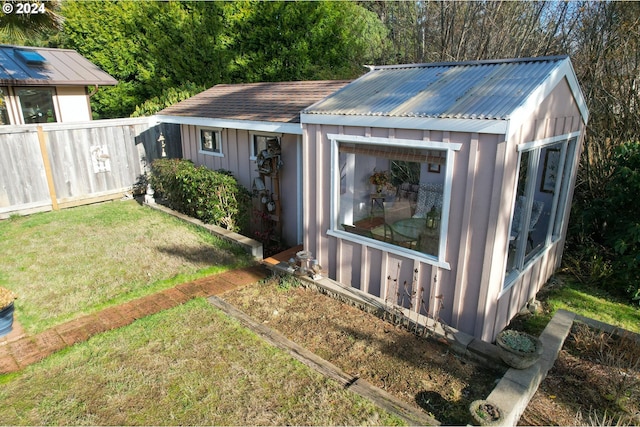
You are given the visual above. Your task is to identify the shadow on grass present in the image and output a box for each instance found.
[155,244,240,266]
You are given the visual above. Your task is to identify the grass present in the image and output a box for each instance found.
[0,299,404,426]
[514,275,640,336]
[0,200,253,334]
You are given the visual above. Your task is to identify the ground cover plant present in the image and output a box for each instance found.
[222,275,506,425]
[0,200,252,334]
[0,298,403,426]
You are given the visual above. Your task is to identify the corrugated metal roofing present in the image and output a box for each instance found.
[0,45,117,86]
[160,80,351,123]
[303,56,569,121]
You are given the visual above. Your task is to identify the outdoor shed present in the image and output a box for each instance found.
[300,56,588,342]
[157,80,350,248]
[0,45,117,125]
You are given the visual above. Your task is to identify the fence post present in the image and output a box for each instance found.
[37,126,59,211]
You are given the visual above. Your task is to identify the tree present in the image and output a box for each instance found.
[0,0,63,44]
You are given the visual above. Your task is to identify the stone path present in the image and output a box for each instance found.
[0,265,269,375]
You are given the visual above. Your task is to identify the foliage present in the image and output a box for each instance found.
[56,0,386,118]
[0,0,63,43]
[567,141,640,302]
[497,329,537,353]
[130,82,206,117]
[150,158,251,233]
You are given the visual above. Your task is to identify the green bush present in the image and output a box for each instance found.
[150,158,251,233]
[566,141,640,302]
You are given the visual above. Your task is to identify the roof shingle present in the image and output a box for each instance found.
[160,80,351,123]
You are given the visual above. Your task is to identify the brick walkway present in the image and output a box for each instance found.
[0,264,269,375]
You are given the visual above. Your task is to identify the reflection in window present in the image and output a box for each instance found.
[17,87,57,124]
[336,143,446,258]
[252,135,280,159]
[506,137,578,282]
[199,128,222,155]
[0,87,9,125]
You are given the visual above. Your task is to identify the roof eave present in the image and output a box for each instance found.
[155,114,303,135]
[300,113,508,134]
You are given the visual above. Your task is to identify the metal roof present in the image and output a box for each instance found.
[0,45,117,87]
[303,56,571,121]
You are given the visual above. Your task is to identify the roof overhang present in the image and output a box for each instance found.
[300,113,509,135]
[155,115,304,135]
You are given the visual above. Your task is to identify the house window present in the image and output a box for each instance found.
[16,87,57,124]
[251,134,281,160]
[199,128,222,156]
[505,135,579,284]
[0,87,9,125]
[329,134,460,267]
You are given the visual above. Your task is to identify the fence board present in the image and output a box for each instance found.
[0,118,181,218]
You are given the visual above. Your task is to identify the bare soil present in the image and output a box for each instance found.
[222,278,506,425]
[223,276,640,426]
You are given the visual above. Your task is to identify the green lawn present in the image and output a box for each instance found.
[516,275,640,336]
[0,299,403,426]
[0,200,253,334]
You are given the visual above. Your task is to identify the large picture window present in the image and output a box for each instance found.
[505,134,579,284]
[329,135,460,266]
[16,87,57,124]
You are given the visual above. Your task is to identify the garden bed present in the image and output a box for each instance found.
[222,276,506,425]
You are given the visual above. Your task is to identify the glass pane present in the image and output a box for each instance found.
[17,88,57,123]
[201,130,215,151]
[553,138,578,238]
[525,147,557,261]
[0,87,9,125]
[337,143,445,258]
[506,151,530,275]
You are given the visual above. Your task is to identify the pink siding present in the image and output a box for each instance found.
[180,124,301,246]
[303,78,586,342]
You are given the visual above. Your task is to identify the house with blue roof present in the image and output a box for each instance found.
[300,56,588,341]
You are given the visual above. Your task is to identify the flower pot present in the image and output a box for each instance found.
[0,302,15,337]
[495,329,543,369]
[469,400,504,426]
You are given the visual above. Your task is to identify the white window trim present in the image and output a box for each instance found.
[327,133,462,270]
[250,132,282,160]
[197,126,223,157]
[503,131,581,290]
[14,86,60,125]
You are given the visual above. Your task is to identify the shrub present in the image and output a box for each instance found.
[566,141,640,303]
[150,158,251,233]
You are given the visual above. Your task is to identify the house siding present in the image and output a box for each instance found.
[303,77,586,341]
[180,124,301,246]
[484,77,586,341]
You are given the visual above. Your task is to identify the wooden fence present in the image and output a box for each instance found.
[0,117,181,218]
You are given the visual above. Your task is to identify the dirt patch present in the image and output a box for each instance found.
[222,277,505,425]
[520,323,640,426]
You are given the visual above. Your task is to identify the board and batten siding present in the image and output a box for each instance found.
[484,78,586,341]
[180,124,301,246]
[303,78,586,341]
[0,118,180,218]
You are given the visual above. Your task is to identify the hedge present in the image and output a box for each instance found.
[149,158,251,233]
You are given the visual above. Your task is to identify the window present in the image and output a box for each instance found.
[199,128,222,156]
[329,134,460,267]
[16,87,57,124]
[251,134,281,159]
[505,134,579,284]
[0,87,9,125]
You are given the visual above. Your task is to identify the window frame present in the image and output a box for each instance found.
[0,87,10,125]
[250,132,282,160]
[326,133,462,270]
[503,131,581,289]
[198,127,223,157]
[15,86,58,124]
